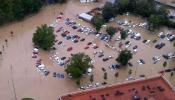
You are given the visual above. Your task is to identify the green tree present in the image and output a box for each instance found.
[148,14,162,29]
[92,15,105,34]
[116,49,133,66]
[106,26,116,39]
[54,0,67,4]
[32,24,55,50]
[117,0,129,14]
[102,2,115,22]
[65,53,93,85]
[120,30,128,41]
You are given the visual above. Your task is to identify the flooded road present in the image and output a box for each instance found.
[0,0,174,100]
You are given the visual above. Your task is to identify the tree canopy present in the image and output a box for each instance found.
[65,53,93,80]
[32,24,55,50]
[102,2,115,22]
[102,0,175,29]
[0,0,67,25]
[120,30,128,41]
[116,49,133,66]
[106,26,116,39]
[92,15,105,33]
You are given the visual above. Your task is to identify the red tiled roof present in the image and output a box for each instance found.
[60,76,175,100]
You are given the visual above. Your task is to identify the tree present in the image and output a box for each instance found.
[32,24,55,50]
[116,49,133,66]
[117,0,129,14]
[148,14,162,29]
[92,15,105,34]
[106,26,116,39]
[54,0,67,4]
[102,2,115,22]
[120,30,128,41]
[90,74,94,83]
[65,53,93,85]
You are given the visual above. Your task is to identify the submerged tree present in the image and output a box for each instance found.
[32,24,55,50]
[92,15,105,34]
[116,49,133,66]
[120,30,128,41]
[102,2,115,22]
[65,53,93,85]
[106,26,116,39]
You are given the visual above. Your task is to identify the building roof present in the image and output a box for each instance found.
[78,13,93,22]
[60,76,175,100]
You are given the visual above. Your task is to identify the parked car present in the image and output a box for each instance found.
[67,47,73,51]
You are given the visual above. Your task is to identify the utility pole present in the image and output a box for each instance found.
[10,65,17,100]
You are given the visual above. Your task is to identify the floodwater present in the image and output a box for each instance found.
[0,0,174,100]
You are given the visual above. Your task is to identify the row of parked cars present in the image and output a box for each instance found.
[158,32,175,42]
[162,52,175,60]
[36,63,50,76]
[64,18,96,35]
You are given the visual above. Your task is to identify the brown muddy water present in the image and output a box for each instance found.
[0,0,174,100]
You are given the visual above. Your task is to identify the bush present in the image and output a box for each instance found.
[32,24,55,50]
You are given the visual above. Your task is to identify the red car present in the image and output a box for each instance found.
[64,31,70,35]
[67,47,73,51]
[84,46,89,49]
[57,16,62,20]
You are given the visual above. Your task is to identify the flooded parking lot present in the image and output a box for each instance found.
[0,0,174,100]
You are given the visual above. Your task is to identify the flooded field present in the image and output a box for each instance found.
[0,0,174,100]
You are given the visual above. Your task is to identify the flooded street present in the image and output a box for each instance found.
[0,0,174,100]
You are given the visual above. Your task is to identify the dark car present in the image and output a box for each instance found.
[111,64,120,69]
[93,46,98,49]
[58,41,62,45]
[162,55,169,59]
[155,42,165,49]
[61,57,66,60]
[53,72,57,77]
[44,71,50,76]
[80,38,85,42]
[65,36,71,40]
[87,42,92,45]
[61,33,66,37]
[72,26,78,29]
[98,53,104,58]
[128,62,133,67]
[103,58,109,61]
[133,45,138,49]
[73,40,78,43]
